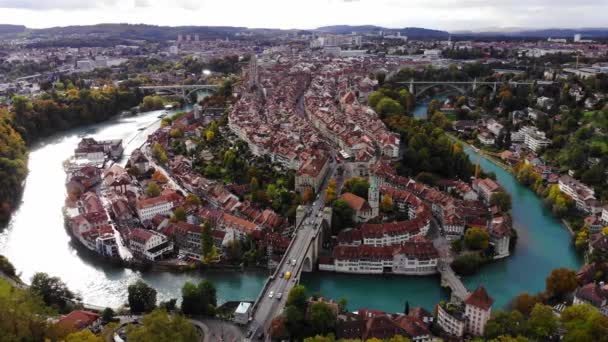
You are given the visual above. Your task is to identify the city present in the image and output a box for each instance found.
[1,1,608,342]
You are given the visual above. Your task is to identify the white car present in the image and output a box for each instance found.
[276,292,283,300]
[269,291,274,298]
[291,259,296,266]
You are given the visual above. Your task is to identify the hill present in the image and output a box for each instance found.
[316,25,449,38]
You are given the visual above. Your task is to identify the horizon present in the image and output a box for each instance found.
[0,0,607,32]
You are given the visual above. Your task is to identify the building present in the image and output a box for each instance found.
[295,154,329,194]
[489,218,511,259]
[573,282,608,315]
[472,178,501,203]
[340,192,374,222]
[324,240,439,275]
[56,310,101,332]
[558,175,596,212]
[464,287,494,336]
[436,287,494,337]
[136,195,176,222]
[128,228,173,261]
[234,302,252,325]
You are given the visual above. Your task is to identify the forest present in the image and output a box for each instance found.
[0,85,142,226]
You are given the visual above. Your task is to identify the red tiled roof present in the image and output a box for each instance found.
[340,192,370,212]
[464,286,494,310]
[57,310,99,330]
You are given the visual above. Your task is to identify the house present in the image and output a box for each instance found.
[295,153,330,194]
[489,217,511,259]
[128,228,173,261]
[573,282,608,316]
[437,287,494,337]
[472,178,501,203]
[129,149,151,174]
[56,310,101,332]
[558,175,596,212]
[340,192,373,222]
[477,131,495,146]
[464,286,494,336]
[136,191,180,222]
[233,302,252,325]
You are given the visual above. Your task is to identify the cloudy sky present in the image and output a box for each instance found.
[0,0,606,31]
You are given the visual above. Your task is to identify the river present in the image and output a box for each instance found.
[0,102,582,312]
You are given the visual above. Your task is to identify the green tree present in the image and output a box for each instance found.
[201,221,214,257]
[342,177,369,198]
[284,305,305,338]
[337,297,348,313]
[30,272,75,313]
[464,227,490,250]
[485,310,525,339]
[331,199,355,234]
[180,280,217,316]
[287,285,308,310]
[185,193,201,206]
[0,278,54,342]
[546,268,578,299]
[375,97,404,118]
[64,329,103,342]
[152,143,168,164]
[102,307,115,324]
[491,192,512,212]
[430,111,450,130]
[172,207,187,221]
[140,96,164,111]
[561,303,608,342]
[368,91,385,108]
[526,303,558,340]
[309,302,337,335]
[427,99,440,116]
[145,181,161,197]
[126,309,197,342]
[128,280,157,314]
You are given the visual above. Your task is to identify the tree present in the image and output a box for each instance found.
[546,268,578,299]
[128,280,157,314]
[431,111,451,130]
[368,91,385,108]
[491,192,512,212]
[159,298,177,312]
[309,302,337,335]
[152,143,168,164]
[126,309,197,342]
[30,272,75,312]
[145,181,161,197]
[380,194,393,213]
[64,329,103,342]
[151,170,168,183]
[284,304,305,338]
[201,221,213,257]
[0,278,54,342]
[180,280,217,316]
[484,310,525,339]
[427,99,440,116]
[140,96,164,111]
[325,178,338,203]
[337,297,348,313]
[526,304,558,340]
[510,292,541,316]
[561,303,608,342]
[185,193,201,206]
[102,307,115,324]
[464,227,490,250]
[287,285,308,309]
[342,177,369,199]
[0,255,16,277]
[302,188,314,204]
[172,207,187,221]
[376,97,404,118]
[331,199,355,234]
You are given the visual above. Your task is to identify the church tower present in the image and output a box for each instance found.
[369,175,379,218]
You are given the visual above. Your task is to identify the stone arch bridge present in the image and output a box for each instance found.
[138,84,218,102]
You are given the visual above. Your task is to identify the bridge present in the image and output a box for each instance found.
[138,84,218,101]
[397,79,554,98]
[438,261,469,302]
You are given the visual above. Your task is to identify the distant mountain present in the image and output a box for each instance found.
[28,23,247,41]
[315,25,449,38]
[453,28,608,38]
[0,24,26,34]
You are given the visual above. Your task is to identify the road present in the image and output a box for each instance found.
[248,160,339,341]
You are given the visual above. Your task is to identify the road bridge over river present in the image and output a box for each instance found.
[396,79,554,98]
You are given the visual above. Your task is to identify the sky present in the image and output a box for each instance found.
[0,0,606,31]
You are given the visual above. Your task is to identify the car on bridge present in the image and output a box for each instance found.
[268,291,274,298]
[284,271,291,280]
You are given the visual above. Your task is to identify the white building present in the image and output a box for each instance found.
[136,196,175,222]
[558,175,596,212]
[128,228,173,261]
[464,287,494,336]
[234,302,252,325]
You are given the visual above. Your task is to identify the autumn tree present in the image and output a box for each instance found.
[546,268,578,299]
[146,182,161,197]
[464,227,490,250]
[185,193,201,206]
[302,188,314,204]
[380,194,393,213]
[325,178,338,203]
[510,292,541,316]
[151,170,168,183]
[126,309,197,342]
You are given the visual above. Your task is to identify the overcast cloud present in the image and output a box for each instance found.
[0,0,606,31]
